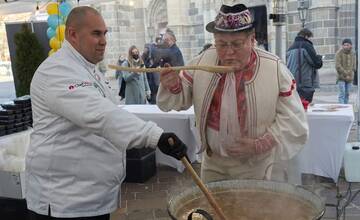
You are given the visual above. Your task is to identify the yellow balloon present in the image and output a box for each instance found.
[47,2,59,15]
[49,37,61,50]
[56,24,65,41]
[48,49,57,56]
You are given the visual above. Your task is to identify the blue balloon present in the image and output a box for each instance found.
[59,2,72,17]
[46,27,56,39]
[47,15,62,29]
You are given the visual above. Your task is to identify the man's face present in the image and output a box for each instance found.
[163,33,174,47]
[214,31,255,68]
[142,47,149,57]
[67,12,107,64]
[143,47,149,53]
[131,48,139,56]
[343,43,352,51]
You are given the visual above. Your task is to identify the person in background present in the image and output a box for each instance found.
[254,39,266,50]
[142,44,160,104]
[115,54,126,100]
[335,38,356,104]
[26,6,187,220]
[286,28,323,103]
[122,45,151,104]
[157,3,308,183]
[155,36,163,45]
[156,29,185,67]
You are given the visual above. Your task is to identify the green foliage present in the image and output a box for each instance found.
[14,24,46,97]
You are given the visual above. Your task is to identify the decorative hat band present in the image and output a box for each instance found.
[214,9,253,32]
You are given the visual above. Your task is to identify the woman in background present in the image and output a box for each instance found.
[122,45,151,104]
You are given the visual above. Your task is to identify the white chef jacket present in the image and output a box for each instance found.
[26,40,163,218]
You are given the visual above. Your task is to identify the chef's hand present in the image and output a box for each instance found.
[160,63,180,90]
[225,137,256,158]
[157,132,187,160]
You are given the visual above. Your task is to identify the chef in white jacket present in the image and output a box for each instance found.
[26,6,187,220]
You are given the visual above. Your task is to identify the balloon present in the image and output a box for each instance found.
[47,15,62,29]
[46,27,56,39]
[47,2,59,15]
[49,37,61,50]
[56,24,66,41]
[48,49,57,56]
[59,2,72,17]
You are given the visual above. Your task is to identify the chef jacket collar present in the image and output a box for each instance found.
[62,40,97,72]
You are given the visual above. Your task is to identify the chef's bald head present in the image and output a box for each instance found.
[65,6,101,31]
[65,6,107,64]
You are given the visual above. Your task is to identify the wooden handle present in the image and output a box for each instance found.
[167,138,227,219]
[181,157,228,220]
[108,64,234,73]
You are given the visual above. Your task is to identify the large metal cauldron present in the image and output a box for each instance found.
[168,179,325,220]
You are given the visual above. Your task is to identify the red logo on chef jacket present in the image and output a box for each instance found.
[68,81,93,91]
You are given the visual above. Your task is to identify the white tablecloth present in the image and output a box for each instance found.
[0,129,31,172]
[120,105,200,172]
[294,104,354,183]
[0,129,31,199]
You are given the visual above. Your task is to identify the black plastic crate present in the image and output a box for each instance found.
[22,115,32,122]
[125,148,156,183]
[24,120,33,127]
[14,114,23,119]
[24,112,32,118]
[0,108,15,116]
[5,128,16,135]
[22,107,32,113]
[5,124,15,130]
[0,102,23,111]
[14,95,31,105]
[0,119,15,125]
[0,115,15,121]
[0,197,27,219]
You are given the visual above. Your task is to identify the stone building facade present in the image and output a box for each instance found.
[0,0,355,79]
[287,0,357,78]
[91,0,356,80]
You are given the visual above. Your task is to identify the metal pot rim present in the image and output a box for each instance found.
[168,179,325,220]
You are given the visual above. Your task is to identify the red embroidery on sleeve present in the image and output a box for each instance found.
[279,80,296,97]
[182,70,193,85]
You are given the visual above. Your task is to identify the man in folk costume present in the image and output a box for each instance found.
[157,4,308,183]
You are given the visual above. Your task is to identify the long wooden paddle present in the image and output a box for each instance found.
[168,138,228,220]
[108,64,234,73]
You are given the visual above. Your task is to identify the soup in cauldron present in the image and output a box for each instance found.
[175,189,319,220]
